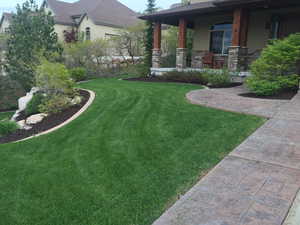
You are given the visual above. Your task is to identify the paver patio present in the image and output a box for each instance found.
[153,86,300,225]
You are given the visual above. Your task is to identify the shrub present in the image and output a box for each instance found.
[36,60,75,96]
[251,33,300,78]
[70,67,87,82]
[161,71,208,84]
[247,33,300,96]
[39,94,72,115]
[203,69,231,88]
[246,75,299,96]
[25,93,45,116]
[0,120,19,137]
[120,63,149,77]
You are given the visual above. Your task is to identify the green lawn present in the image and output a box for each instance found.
[0,78,265,225]
[0,111,14,121]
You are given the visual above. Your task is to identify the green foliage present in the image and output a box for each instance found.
[251,33,300,78]
[39,94,72,115]
[203,70,231,88]
[144,0,156,70]
[25,93,45,116]
[120,63,149,77]
[36,60,75,96]
[161,70,208,84]
[247,33,300,96]
[36,60,76,114]
[246,75,299,96]
[0,76,25,111]
[0,120,19,137]
[70,67,87,82]
[6,0,61,91]
[63,39,110,76]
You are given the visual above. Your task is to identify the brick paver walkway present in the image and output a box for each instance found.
[153,86,300,225]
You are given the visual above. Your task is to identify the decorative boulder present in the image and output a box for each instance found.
[17,120,32,130]
[71,96,82,105]
[11,87,40,121]
[26,113,47,125]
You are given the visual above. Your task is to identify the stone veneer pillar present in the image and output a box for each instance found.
[176,48,187,69]
[152,49,162,68]
[228,46,248,71]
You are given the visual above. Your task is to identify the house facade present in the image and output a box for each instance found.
[0,0,139,42]
[140,0,300,72]
[0,13,12,34]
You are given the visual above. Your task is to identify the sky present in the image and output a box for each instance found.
[0,0,179,17]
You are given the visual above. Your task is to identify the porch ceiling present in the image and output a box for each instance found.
[139,0,300,27]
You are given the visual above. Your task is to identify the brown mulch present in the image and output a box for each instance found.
[0,90,90,144]
[239,90,298,100]
[124,77,243,88]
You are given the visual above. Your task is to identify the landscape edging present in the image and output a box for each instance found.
[14,89,95,143]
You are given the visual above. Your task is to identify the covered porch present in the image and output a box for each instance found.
[140,0,300,75]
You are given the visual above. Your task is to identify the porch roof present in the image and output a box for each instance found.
[139,0,300,27]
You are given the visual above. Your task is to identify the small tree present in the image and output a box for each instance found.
[144,0,156,70]
[6,0,61,91]
[114,23,145,64]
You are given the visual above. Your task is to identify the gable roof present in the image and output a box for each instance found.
[45,0,139,28]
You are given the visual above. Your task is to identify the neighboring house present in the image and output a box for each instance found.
[0,0,139,42]
[42,0,139,42]
[140,0,300,73]
[0,13,13,34]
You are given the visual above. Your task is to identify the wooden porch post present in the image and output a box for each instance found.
[228,8,249,71]
[177,18,188,69]
[152,22,162,68]
[178,18,187,49]
[153,22,162,50]
[232,8,249,47]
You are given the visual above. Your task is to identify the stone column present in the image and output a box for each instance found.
[152,49,162,69]
[152,22,162,68]
[176,18,187,69]
[228,46,248,71]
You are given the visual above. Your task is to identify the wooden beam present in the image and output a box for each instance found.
[153,22,162,50]
[178,18,187,49]
[232,8,249,47]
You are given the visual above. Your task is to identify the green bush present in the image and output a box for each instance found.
[246,75,299,96]
[39,94,72,115]
[120,63,149,77]
[247,33,300,96]
[161,71,208,84]
[69,67,87,82]
[25,94,45,116]
[203,69,231,88]
[0,120,19,137]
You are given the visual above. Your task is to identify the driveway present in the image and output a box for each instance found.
[153,86,300,225]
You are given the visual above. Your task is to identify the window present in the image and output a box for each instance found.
[85,27,91,41]
[209,23,232,55]
[270,15,281,39]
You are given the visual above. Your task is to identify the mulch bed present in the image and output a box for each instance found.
[0,90,90,144]
[239,90,298,100]
[124,77,243,88]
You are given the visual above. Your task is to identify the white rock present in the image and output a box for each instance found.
[17,120,32,130]
[18,87,40,112]
[26,113,47,125]
[71,96,82,105]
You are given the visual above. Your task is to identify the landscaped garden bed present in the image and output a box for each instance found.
[239,89,298,100]
[0,89,89,144]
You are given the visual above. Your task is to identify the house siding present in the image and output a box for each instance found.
[78,16,121,41]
